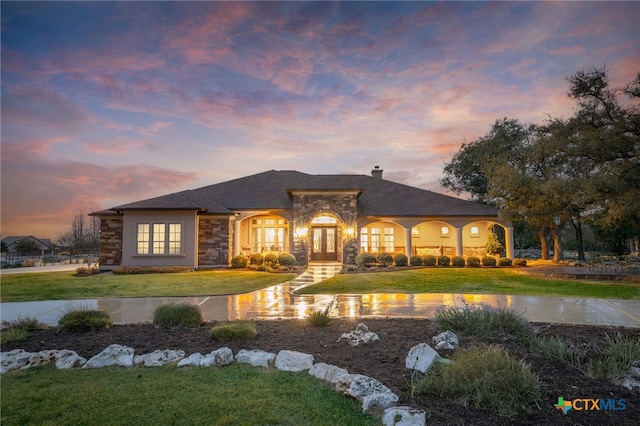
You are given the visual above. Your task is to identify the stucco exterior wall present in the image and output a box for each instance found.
[121,210,198,268]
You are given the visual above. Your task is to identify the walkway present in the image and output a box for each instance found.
[2,263,639,328]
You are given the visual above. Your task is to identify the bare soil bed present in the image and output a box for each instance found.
[3,318,638,425]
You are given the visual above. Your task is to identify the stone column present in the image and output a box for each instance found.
[454,227,463,257]
[233,218,241,257]
[505,227,514,259]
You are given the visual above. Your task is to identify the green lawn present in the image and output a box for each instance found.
[0,270,297,302]
[1,365,377,426]
[297,268,640,300]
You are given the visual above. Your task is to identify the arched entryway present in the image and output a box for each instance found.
[310,215,339,261]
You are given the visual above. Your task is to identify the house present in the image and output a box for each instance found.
[90,168,514,270]
[1,236,57,257]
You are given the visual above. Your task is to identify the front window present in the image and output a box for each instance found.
[383,227,394,251]
[136,223,182,255]
[251,217,288,252]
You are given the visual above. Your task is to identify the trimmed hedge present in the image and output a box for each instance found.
[513,258,527,267]
[277,253,297,266]
[377,252,393,266]
[498,257,513,267]
[355,253,377,267]
[422,255,437,266]
[394,253,409,267]
[437,255,451,267]
[231,255,249,268]
[410,255,423,266]
[482,256,497,267]
[249,253,264,265]
[451,256,465,267]
[466,256,481,267]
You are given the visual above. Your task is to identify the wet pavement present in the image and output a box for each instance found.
[2,263,639,328]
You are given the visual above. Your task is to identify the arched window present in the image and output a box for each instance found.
[311,216,337,224]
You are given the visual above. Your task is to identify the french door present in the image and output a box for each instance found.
[311,227,337,261]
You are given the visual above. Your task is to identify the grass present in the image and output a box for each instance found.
[153,303,204,328]
[589,333,640,378]
[297,268,640,300]
[435,303,535,340]
[414,346,540,418]
[211,320,258,341]
[0,365,378,426]
[530,335,580,364]
[307,307,332,327]
[0,270,298,302]
[0,315,50,343]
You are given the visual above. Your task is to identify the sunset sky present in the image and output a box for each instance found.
[1,1,638,239]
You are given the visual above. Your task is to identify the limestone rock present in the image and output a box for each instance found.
[275,350,314,372]
[337,323,380,346]
[335,373,399,413]
[134,350,185,367]
[236,349,276,368]
[84,344,135,369]
[382,406,427,426]
[309,362,349,384]
[55,350,87,369]
[405,343,440,373]
[432,331,459,350]
[178,353,204,367]
[1,349,33,374]
[435,341,455,351]
[201,348,234,367]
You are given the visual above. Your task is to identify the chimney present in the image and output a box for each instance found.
[371,165,383,179]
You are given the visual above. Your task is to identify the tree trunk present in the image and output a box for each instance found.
[538,226,550,260]
[551,223,564,263]
[571,219,585,261]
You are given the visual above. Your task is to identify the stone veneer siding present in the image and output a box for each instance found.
[291,192,360,264]
[98,216,123,270]
[198,216,233,267]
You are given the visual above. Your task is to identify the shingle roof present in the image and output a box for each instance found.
[109,170,498,218]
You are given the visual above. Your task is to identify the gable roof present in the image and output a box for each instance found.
[109,170,498,218]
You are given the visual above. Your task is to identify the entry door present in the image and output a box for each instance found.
[311,227,337,261]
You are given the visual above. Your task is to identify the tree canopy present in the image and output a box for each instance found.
[442,67,640,260]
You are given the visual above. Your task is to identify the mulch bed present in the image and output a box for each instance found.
[3,318,639,425]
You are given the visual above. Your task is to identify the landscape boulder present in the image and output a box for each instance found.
[54,350,87,369]
[382,406,427,426]
[335,373,399,413]
[309,362,349,384]
[200,348,234,367]
[405,343,440,373]
[337,323,380,346]
[134,350,185,367]
[235,349,276,368]
[275,350,314,372]
[84,344,135,369]
[432,330,459,350]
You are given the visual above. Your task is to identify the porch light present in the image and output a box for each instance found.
[346,227,355,236]
[441,226,449,235]
[294,227,308,238]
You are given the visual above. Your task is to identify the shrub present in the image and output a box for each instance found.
[498,258,513,267]
[513,258,527,267]
[0,316,48,344]
[414,346,540,418]
[422,255,437,266]
[112,266,191,274]
[307,307,332,327]
[377,252,393,266]
[530,335,578,364]
[409,255,423,266]
[482,256,497,267]
[435,303,534,340]
[231,255,249,268]
[394,253,408,267]
[355,253,377,267]
[451,256,465,267]
[277,253,297,267]
[264,253,278,265]
[485,232,503,256]
[153,303,204,328]
[75,266,99,276]
[211,320,257,341]
[249,253,264,266]
[58,308,112,332]
[466,256,481,267]
[589,334,640,378]
[437,255,450,267]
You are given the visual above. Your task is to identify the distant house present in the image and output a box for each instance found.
[90,168,514,270]
[1,236,57,256]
